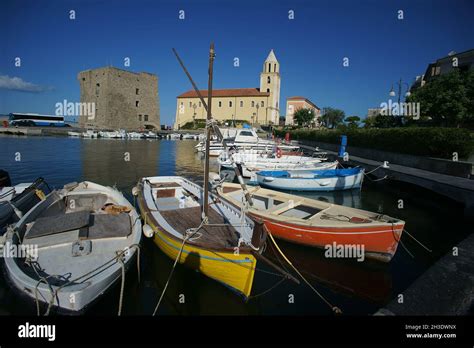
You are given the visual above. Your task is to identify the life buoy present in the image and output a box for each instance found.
[276,148,282,158]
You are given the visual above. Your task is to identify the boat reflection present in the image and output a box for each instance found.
[263,239,392,305]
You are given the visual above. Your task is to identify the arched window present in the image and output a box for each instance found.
[267,88,270,92]
[261,101,264,107]
[267,76,271,83]
[268,63,271,72]
[218,101,222,107]
[229,101,232,107]
[251,101,255,107]
[240,101,243,107]
[274,63,277,72]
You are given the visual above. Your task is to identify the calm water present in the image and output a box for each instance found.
[0,135,471,315]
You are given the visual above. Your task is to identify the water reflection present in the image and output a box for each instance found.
[0,136,470,315]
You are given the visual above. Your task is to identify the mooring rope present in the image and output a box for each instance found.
[248,277,286,300]
[31,244,141,316]
[266,232,342,314]
[117,256,125,316]
[152,219,206,316]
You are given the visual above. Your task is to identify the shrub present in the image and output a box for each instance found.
[275,127,474,159]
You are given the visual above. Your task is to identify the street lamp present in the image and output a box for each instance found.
[389,79,411,125]
[389,79,411,105]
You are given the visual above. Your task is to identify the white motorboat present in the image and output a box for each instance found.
[127,132,144,139]
[82,130,99,138]
[143,131,159,139]
[99,130,126,139]
[182,133,198,140]
[67,131,80,137]
[3,181,142,313]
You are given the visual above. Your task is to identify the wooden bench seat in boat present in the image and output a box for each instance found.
[159,206,239,248]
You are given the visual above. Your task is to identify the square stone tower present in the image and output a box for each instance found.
[78,66,160,130]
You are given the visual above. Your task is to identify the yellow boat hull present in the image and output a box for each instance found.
[152,229,256,298]
[139,206,257,298]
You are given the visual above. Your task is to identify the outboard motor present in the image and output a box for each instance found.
[0,169,11,188]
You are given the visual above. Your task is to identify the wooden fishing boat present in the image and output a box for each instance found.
[256,167,365,191]
[243,161,339,181]
[3,181,142,313]
[217,183,405,262]
[136,176,266,298]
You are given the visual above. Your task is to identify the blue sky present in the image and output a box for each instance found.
[1,0,473,125]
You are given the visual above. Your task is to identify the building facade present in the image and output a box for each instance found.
[78,66,160,130]
[411,49,474,91]
[174,50,280,129]
[285,96,321,126]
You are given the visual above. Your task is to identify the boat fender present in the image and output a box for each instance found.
[132,186,139,196]
[276,147,282,158]
[143,224,154,238]
[319,181,331,186]
[263,177,275,182]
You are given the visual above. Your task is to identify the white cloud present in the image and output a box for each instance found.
[0,75,53,93]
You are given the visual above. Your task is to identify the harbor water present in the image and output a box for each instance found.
[0,135,471,315]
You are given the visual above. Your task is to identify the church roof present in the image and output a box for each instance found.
[177,88,269,98]
[265,49,278,63]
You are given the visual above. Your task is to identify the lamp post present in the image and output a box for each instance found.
[192,103,197,129]
[389,79,411,106]
[389,79,411,125]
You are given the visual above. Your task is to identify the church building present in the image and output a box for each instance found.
[174,50,281,129]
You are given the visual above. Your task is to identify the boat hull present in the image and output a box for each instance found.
[256,215,404,262]
[137,183,258,298]
[256,169,364,191]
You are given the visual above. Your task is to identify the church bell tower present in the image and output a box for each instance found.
[259,49,281,125]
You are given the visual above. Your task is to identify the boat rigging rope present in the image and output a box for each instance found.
[266,231,343,315]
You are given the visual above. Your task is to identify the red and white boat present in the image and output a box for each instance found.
[217,183,405,262]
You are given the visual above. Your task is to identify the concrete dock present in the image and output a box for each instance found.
[297,141,474,217]
[374,233,474,315]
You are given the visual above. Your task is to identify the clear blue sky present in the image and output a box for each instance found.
[1,0,473,125]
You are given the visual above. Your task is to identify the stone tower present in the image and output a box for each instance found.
[259,49,281,125]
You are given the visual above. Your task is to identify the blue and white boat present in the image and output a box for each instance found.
[256,167,364,191]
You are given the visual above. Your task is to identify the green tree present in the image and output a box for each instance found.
[345,115,360,128]
[321,107,345,128]
[362,116,376,128]
[406,69,474,128]
[293,107,315,126]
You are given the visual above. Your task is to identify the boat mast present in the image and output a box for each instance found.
[202,42,215,220]
[172,44,254,209]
